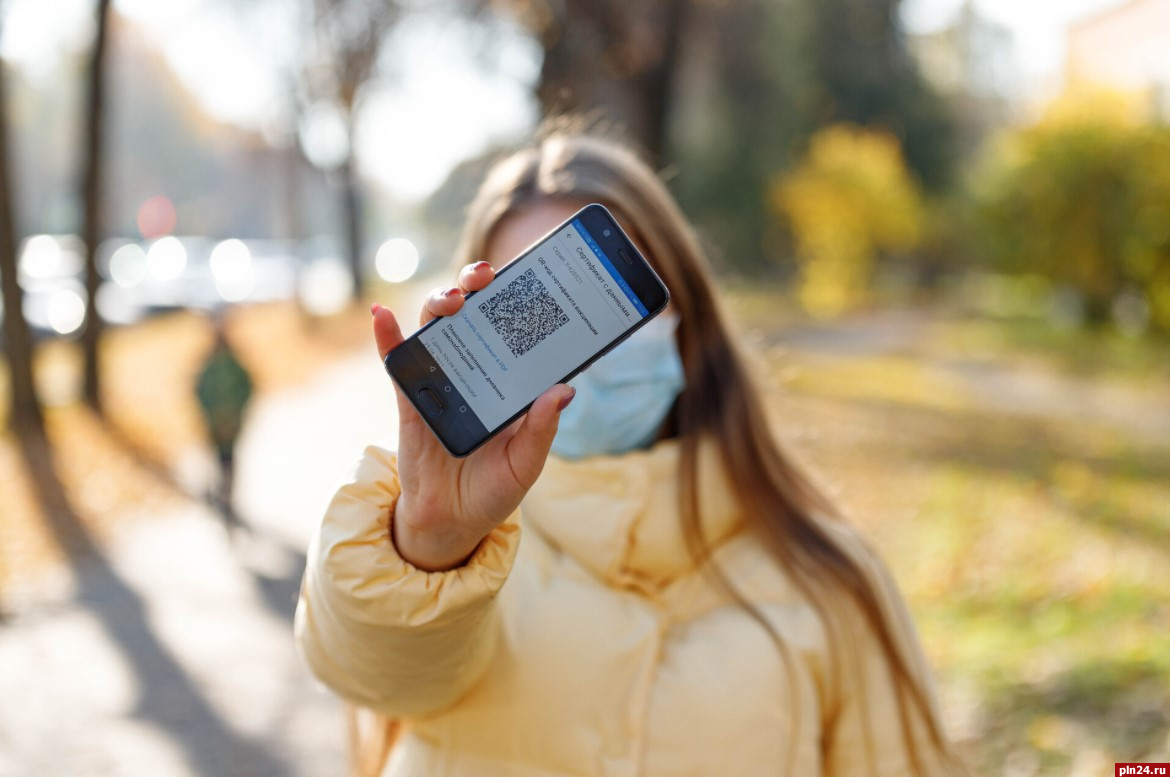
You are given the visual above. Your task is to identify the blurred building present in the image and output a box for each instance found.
[906,2,1014,149]
[1066,0,1170,119]
[909,2,1015,101]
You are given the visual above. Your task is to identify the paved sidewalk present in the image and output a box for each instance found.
[0,347,399,777]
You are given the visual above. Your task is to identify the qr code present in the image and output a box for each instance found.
[479,269,570,357]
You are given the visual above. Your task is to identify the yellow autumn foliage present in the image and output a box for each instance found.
[976,89,1170,332]
[772,124,924,318]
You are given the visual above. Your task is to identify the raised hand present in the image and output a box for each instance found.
[371,261,575,571]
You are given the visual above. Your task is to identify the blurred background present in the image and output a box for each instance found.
[0,0,1168,775]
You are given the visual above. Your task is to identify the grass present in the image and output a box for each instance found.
[727,287,1170,774]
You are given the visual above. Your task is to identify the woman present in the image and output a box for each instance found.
[294,129,968,776]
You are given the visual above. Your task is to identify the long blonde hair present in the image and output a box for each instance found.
[352,125,966,776]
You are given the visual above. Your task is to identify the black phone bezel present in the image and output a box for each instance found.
[384,203,671,457]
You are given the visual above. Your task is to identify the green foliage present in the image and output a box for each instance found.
[796,0,958,192]
[771,124,923,317]
[669,0,955,276]
[975,94,1170,333]
[669,0,810,276]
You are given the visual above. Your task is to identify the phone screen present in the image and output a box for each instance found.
[385,204,669,456]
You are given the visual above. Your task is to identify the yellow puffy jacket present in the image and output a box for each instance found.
[295,441,951,776]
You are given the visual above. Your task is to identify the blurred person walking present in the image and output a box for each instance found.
[195,315,253,530]
[295,127,969,777]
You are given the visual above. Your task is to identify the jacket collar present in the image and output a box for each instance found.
[521,438,744,594]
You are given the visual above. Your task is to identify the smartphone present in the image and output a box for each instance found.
[383,203,671,457]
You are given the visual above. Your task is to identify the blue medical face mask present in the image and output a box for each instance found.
[551,312,685,460]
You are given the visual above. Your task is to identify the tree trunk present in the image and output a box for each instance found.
[534,0,691,166]
[1,20,91,564]
[637,0,690,165]
[282,145,304,245]
[0,55,47,442]
[339,141,364,303]
[80,0,113,413]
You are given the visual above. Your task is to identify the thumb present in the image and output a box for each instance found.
[505,384,575,487]
[372,303,429,434]
[372,303,406,360]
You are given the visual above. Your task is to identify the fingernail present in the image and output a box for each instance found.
[473,261,491,271]
[442,288,460,299]
[556,387,576,412]
[370,303,382,315]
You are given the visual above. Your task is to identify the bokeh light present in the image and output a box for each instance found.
[47,289,86,335]
[18,234,80,280]
[209,239,252,281]
[299,103,349,170]
[95,282,140,325]
[147,236,187,281]
[108,243,149,287]
[210,239,255,302]
[136,195,177,238]
[375,238,420,283]
[298,257,352,316]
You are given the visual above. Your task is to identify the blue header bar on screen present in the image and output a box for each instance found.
[573,218,650,318]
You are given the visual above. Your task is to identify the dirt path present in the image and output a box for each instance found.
[770,308,1170,442]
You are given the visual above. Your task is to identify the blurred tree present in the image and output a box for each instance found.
[799,0,956,192]
[669,0,953,275]
[102,24,323,240]
[669,0,811,275]
[907,0,1013,161]
[976,93,1170,333]
[420,145,502,269]
[7,14,328,241]
[0,60,46,443]
[79,0,113,413]
[302,0,403,302]
[772,124,923,318]
[215,0,327,290]
[498,0,692,165]
[1,34,78,535]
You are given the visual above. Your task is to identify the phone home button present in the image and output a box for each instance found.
[416,388,444,417]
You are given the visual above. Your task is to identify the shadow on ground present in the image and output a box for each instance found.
[18,434,297,777]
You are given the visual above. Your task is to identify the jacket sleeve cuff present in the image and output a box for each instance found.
[295,445,521,715]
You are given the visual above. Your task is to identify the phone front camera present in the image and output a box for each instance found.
[603,229,611,237]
